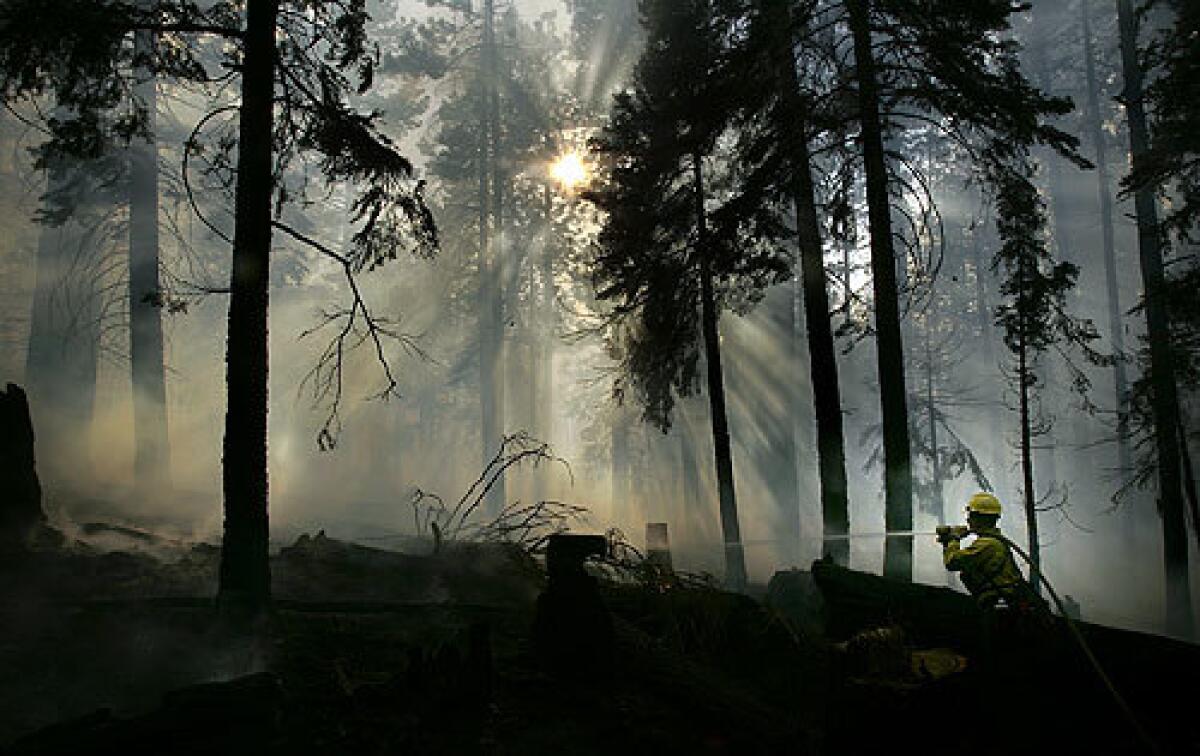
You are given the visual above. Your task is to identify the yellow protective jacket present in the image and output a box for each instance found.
[943,527,1028,608]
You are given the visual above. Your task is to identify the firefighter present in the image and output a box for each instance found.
[937,492,1031,610]
[939,492,1053,693]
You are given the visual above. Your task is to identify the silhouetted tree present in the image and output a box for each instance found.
[1115,0,1193,636]
[832,0,1082,580]
[0,0,438,609]
[986,144,1109,596]
[1081,0,1133,486]
[588,0,791,590]
[746,0,851,565]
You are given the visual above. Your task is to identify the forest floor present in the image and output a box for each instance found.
[0,522,1196,755]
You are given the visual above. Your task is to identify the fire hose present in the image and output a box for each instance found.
[742,528,1160,752]
[990,532,1159,755]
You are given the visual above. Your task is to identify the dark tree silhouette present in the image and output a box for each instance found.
[985,143,1109,596]
[747,0,851,565]
[824,0,1082,579]
[0,0,438,609]
[587,0,791,590]
[1115,0,1193,636]
[1081,0,1132,487]
[845,0,914,579]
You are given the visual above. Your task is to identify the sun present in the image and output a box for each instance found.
[549,152,588,190]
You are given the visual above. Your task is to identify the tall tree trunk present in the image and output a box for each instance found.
[768,284,802,551]
[477,0,494,504]
[130,9,169,491]
[1028,2,1066,513]
[479,0,506,514]
[847,0,913,580]
[971,230,1004,488]
[924,321,953,586]
[763,0,850,566]
[25,167,99,484]
[1018,274,1042,596]
[924,322,944,523]
[540,189,555,440]
[678,408,700,522]
[611,408,629,512]
[218,0,279,609]
[530,187,556,503]
[1082,0,1133,490]
[694,152,747,592]
[1179,417,1199,553]
[791,277,814,556]
[1117,0,1193,637]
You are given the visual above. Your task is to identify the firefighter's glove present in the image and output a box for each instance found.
[936,525,968,545]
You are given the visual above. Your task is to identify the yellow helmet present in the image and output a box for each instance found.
[967,492,1002,516]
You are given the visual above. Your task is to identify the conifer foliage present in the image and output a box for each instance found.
[587,0,791,590]
[0,0,437,608]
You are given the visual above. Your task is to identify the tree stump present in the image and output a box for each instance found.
[0,383,45,547]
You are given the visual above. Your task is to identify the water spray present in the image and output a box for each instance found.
[736,531,936,547]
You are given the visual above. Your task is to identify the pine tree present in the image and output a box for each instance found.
[1118,0,1198,636]
[0,0,438,609]
[985,143,1109,596]
[588,0,791,590]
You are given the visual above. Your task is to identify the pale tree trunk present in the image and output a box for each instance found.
[611,407,629,513]
[536,186,556,445]
[847,0,913,580]
[768,285,802,551]
[480,0,506,514]
[25,167,99,484]
[924,323,944,524]
[972,231,1009,498]
[1082,0,1133,492]
[130,6,170,491]
[678,402,701,520]
[1116,0,1193,637]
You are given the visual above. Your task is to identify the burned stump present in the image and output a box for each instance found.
[532,534,614,682]
[0,383,44,548]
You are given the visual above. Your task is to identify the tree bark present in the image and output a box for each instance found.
[970,231,1011,499]
[611,408,629,512]
[541,189,555,432]
[130,4,170,491]
[1116,0,1193,637]
[924,323,943,523]
[1082,0,1133,490]
[1029,0,1068,510]
[847,0,913,580]
[479,0,505,514]
[763,0,850,566]
[678,403,700,522]
[1179,417,1199,553]
[769,283,802,551]
[1018,277,1042,596]
[694,152,747,592]
[218,0,279,609]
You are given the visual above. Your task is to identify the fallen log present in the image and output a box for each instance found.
[811,558,1200,751]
